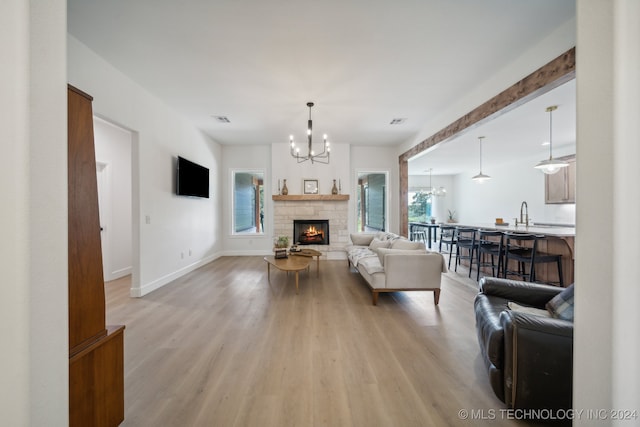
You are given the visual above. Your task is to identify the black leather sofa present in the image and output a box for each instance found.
[474,277,573,411]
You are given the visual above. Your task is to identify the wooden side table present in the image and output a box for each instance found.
[264,255,311,294]
[289,249,322,276]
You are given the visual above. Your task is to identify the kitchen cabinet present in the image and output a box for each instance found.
[545,155,576,204]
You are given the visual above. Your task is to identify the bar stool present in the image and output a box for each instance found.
[439,224,457,269]
[502,233,564,286]
[475,230,504,281]
[454,227,478,278]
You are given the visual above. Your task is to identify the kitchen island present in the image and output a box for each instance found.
[448,222,575,286]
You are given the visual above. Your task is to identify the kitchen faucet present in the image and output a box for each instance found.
[520,201,529,227]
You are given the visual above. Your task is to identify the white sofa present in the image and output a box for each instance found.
[346,231,447,305]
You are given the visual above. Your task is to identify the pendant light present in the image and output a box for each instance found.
[425,168,446,196]
[472,136,491,182]
[426,168,435,195]
[534,105,569,174]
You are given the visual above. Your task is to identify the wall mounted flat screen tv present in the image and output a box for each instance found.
[176,156,209,198]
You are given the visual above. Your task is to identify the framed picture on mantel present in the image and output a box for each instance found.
[303,179,319,194]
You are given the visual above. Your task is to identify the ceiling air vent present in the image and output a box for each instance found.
[213,116,231,123]
[390,118,407,125]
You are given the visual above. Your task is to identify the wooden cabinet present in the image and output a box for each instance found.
[545,155,576,204]
[68,85,106,351]
[68,85,125,426]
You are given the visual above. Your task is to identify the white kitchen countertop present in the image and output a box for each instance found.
[445,222,576,237]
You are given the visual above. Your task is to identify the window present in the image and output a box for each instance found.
[356,172,388,232]
[232,170,264,234]
[408,190,433,222]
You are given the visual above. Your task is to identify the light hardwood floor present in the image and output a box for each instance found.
[106,256,530,426]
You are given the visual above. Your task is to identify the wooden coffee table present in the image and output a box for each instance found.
[264,255,311,294]
[289,249,322,276]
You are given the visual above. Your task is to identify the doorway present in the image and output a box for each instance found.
[94,116,133,282]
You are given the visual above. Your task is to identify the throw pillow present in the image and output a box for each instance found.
[546,283,575,321]
[351,233,375,246]
[376,231,391,241]
[508,301,551,318]
[376,231,402,243]
[368,238,390,251]
[391,239,425,250]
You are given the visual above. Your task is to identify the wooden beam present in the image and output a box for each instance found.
[399,158,409,237]
[400,48,575,162]
[359,183,366,232]
[399,47,576,237]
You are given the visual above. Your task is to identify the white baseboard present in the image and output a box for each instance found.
[129,249,346,298]
[326,251,347,260]
[221,249,272,257]
[129,252,222,298]
[108,266,132,281]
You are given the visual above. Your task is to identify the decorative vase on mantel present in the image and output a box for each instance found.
[281,179,288,195]
[331,179,338,195]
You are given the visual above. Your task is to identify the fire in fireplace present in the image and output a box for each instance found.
[293,219,330,245]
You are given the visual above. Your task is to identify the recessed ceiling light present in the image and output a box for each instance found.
[213,116,231,123]
[390,118,407,125]
[541,141,550,146]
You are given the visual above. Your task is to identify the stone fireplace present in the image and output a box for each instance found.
[293,219,329,245]
[272,195,349,259]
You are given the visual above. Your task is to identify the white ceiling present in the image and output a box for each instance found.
[67,0,575,168]
[409,79,576,175]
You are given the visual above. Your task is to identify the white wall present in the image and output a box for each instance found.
[451,151,576,226]
[68,35,223,297]
[409,148,576,228]
[0,0,68,424]
[610,0,640,412]
[575,0,640,422]
[94,117,133,281]
[222,145,272,255]
[272,142,353,233]
[272,142,350,198]
[221,143,397,255]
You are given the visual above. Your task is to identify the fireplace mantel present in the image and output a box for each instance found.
[272,194,349,201]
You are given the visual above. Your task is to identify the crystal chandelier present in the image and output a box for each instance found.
[289,102,330,164]
[534,105,569,174]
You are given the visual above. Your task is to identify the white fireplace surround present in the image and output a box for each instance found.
[273,199,349,259]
